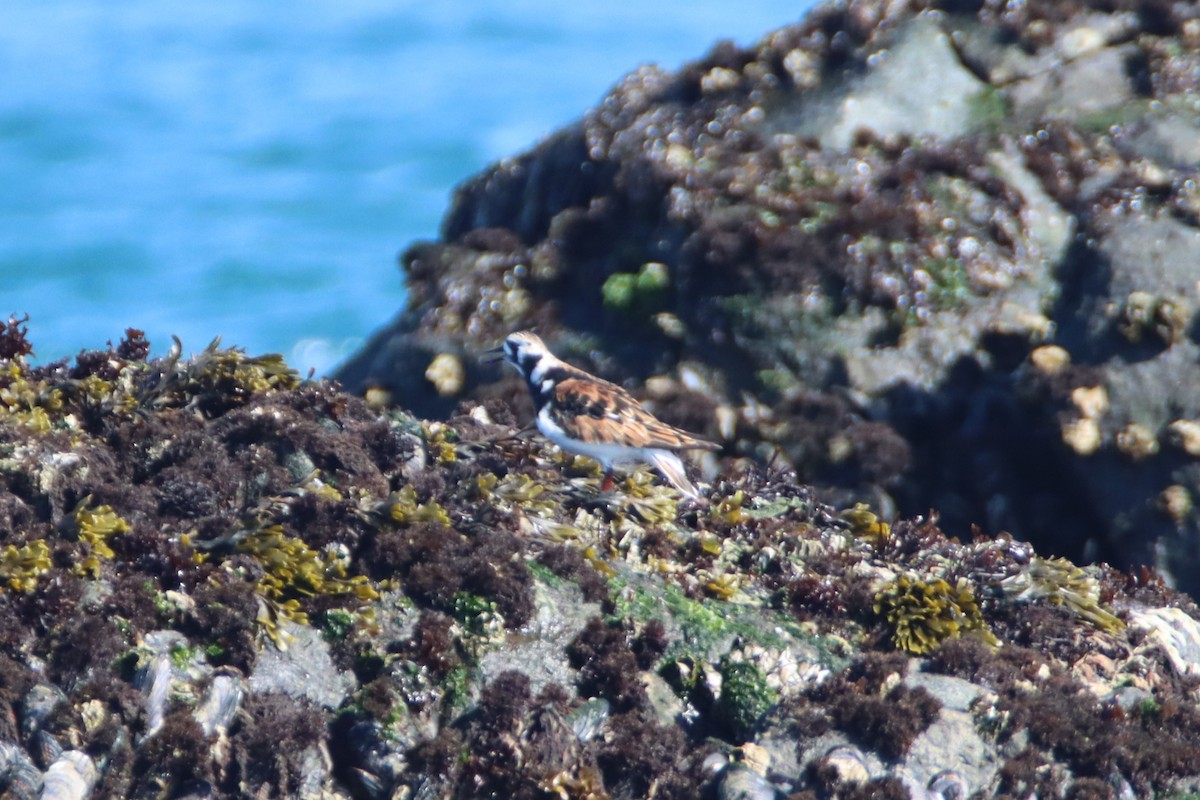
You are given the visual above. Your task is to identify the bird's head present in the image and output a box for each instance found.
[499,331,552,376]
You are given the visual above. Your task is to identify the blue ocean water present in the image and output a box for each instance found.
[1,1,814,375]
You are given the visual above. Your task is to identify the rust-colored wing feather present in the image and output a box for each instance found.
[549,375,719,451]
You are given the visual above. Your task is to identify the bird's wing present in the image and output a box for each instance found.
[550,376,720,451]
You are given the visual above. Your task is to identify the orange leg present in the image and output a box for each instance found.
[600,472,615,493]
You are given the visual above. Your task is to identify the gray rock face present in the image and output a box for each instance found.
[249,621,356,709]
[792,15,993,148]
[902,673,997,794]
[480,579,601,693]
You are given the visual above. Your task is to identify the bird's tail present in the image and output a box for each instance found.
[647,450,702,499]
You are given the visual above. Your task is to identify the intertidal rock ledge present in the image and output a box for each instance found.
[338,0,1200,595]
[3,322,1200,797]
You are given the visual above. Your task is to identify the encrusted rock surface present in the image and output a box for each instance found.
[337,0,1200,596]
[4,321,1200,798]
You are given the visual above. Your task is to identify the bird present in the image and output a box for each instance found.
[495,330,719,498]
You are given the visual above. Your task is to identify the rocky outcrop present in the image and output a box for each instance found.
[337,0,1200,596]
[4,316,1199,797]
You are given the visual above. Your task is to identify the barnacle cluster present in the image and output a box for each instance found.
[1000,556,1125,632]
[1117,290,1187,346]
[873,574,998,654]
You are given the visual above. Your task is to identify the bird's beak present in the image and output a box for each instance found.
[481,344,505,366]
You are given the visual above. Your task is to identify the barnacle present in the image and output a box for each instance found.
[388,485,451,526]
[0,540,51,592]
[1118,290,1187,345]
[1000,556,1124,632]
[873,574,998,654]
[73,500,131,578]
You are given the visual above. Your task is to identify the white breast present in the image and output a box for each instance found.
[536,405,646,470]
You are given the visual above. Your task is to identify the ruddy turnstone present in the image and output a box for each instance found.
[497,331,719,498]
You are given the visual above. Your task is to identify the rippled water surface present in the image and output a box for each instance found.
[1,1,811,374]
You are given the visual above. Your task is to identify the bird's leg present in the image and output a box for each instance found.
[600,471,616,493]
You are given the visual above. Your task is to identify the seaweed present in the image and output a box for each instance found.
[714,659,777,742]
[72,499,130,578]
[0,540,51,593]
[829,684,942,761]
[874,574,999,655]
[567,618,647,712]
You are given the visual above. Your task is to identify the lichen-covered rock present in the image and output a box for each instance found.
[336,0,1200,597]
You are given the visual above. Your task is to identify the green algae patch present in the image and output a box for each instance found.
[526,559,566,588]
[601,261,671,316]
[715,659,778,741]
[607,569,844,672]
[744,494,810,520]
